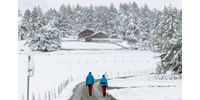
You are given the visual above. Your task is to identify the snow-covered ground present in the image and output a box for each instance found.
[108,75,182,100]
[19,40,161,100]
[19,40,125,50]
[61,41,123,50]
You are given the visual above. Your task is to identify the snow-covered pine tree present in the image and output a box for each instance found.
[149,9,162,50]
[82,5,95,30]
[65,5,76,36]
[107,3,118,35]
[73,4,85,35]
[155,6,182,74]
[93,6,110,33]
[55,4,74,37]
[45,8,58,22]
[116,3,131,40]
[154,6,181,52]
[27,6,47,50]
[125,17,140,48]
[137,4,152,50]
[36,23,61,52]
[55,4,69,37]
[18,10,23,17]
[19,9,31,40]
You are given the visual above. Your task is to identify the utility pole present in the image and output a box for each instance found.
[26,47,35,100]
[27,75,30,100]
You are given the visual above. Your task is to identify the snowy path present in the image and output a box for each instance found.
[69,80,116,100]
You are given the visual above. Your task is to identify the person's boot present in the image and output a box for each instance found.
[103,93,106,97]
[89,93,92,96]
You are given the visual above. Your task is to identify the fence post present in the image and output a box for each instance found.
[44,91,47,100]
[21,94,25,100]
[53,88,56,99]
[48,91,51,100]
[38,93,41,100]
[32,93,35,100]
[51,89,53,100]
[58,87,60,95]
[70,75,73,82]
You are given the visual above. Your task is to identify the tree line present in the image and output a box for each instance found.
[18,1,182,74]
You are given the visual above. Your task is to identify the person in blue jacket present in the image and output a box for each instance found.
[86,72,94,96]
[100,75,108,97]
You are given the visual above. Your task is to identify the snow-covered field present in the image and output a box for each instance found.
[19,40,163,100]
[108,75,182,100]
[61,41,123,50]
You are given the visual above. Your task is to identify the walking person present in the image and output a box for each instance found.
[86,72,94,96]
[100,75,108,97]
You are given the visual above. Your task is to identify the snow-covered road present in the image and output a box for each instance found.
[69,80,116,100]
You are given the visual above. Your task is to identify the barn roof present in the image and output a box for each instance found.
[78,29,94,36]
[91,32,107,36]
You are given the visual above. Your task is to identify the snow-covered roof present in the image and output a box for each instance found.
[78,29,94,36]
[81,31,108,39]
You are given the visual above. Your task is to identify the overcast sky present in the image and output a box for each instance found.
[19,0,182,13]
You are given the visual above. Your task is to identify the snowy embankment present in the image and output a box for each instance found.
[18,40,159,100]
[108,75,182,100]
[61,41,123,50]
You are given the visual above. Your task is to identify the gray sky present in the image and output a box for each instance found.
[19,0,182,13]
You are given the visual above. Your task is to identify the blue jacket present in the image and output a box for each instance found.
[86,74,94,85]
[100,77,108,87]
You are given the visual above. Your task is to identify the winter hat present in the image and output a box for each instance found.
[89,72,91,74]
[102,75,105,77]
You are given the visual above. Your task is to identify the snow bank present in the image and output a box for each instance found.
[108,75,182,100]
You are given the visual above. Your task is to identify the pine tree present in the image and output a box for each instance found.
[27,6,47,50]
[45,8,58,22]
[93,6,110,33]
[36,23,61,51]
[137,4,152,50]
[116,3,130,39]
[155,6,182,74]
[108,3,118,35]
[19,9,31,40]
[82,5,95,30]
[18,10,22,17]
[154,6,181,52]
[73,4,84,35]
[125,18,140,46]
[55,4,74,37]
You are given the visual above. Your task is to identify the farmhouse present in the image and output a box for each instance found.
[78,30,121,43]
[85,32,109,42]
[78,29,94,38]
